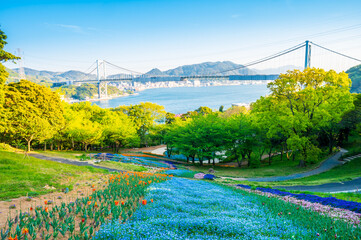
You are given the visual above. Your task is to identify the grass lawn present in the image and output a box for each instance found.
[187,151,332,178]
[239,156,361,188]
[96,161,148,172]
[0,150,108,200]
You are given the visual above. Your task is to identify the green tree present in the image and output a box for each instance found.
[0,28,20,132]
[4,80,65,151]
[252,68,354,167]
[224,114,255,167]
[101,111,139,151]
[117,102,166,146]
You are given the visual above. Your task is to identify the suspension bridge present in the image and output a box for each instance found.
[62,40,361,99]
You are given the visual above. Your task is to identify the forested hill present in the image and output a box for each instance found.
[146,61,256,76]
[8,67,95,83]
[347,64,361,93]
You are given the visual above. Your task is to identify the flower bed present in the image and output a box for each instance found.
[94,178,361,239]
[237,184,361,214]
[1,172,170,240]
[236,184,361,226]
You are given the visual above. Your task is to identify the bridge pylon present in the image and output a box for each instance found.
[97,59,108,99]
[304,40,311,69]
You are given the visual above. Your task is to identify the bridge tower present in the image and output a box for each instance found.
[97,60,108,99]
[304,40,311,69]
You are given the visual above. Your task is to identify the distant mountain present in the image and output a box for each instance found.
[9,68,95,83]
[145,61,257,76]
[347,64,361,93]
[146,68,166,76]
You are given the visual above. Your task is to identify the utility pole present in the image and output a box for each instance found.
[304,40,311,69]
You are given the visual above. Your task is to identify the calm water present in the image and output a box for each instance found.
[93,84,270,114]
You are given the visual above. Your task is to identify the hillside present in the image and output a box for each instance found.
[9,67,95,83]
[347,64,361,93]
[146,61,257,76]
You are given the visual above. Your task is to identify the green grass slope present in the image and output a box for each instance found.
[0,150,107,200]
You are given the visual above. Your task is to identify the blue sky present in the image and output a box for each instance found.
[1,0,361,73]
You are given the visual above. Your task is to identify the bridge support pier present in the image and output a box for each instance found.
[98,81,108,99]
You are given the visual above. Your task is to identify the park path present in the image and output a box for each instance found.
[276,177,361,193]
[28,153,123,172]
[222,148,348,182]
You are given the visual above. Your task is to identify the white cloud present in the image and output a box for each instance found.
[55,24,83,33]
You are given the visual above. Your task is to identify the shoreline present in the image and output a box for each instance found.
[64,92,140,104]
[66,81,270,104]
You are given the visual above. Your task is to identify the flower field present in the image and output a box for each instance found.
[236,184,361,226]
[1,172,169,240]
[238,185,361,213]
[94,178,361,239]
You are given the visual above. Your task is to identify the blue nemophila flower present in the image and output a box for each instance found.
[94,178,317,239]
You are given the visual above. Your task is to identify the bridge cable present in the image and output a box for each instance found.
[211,42,306,75]
[103,60,145,75]
[310,41,361,63]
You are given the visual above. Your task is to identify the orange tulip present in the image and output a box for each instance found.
[94,202,98,207]
[121,201,125,205]
[89,196,92,200]
[87,201,91,205]
[22,228,29,235]
[30,207,33,211]
[45,207,48,213]
[114,200,119,206]
[142,199,147,205]
[92,188,96,192]
[92,185,94,188]
[151,199,153,203]
[44,200,48,205]
[8,236,18,240]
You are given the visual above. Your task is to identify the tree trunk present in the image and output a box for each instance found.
[84,143,88,152]
[268,147,273,165]
[186,156,189,163]
[280,144,284,161]
[27,139,32,152]
[192,156,195,164]
[298,159,306,167]
[208,158,211,164]
[50,143,53,151]
[44,141,47,151]
[236,157,241,168]
[212,158,215,166]
[71,138,75,150]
